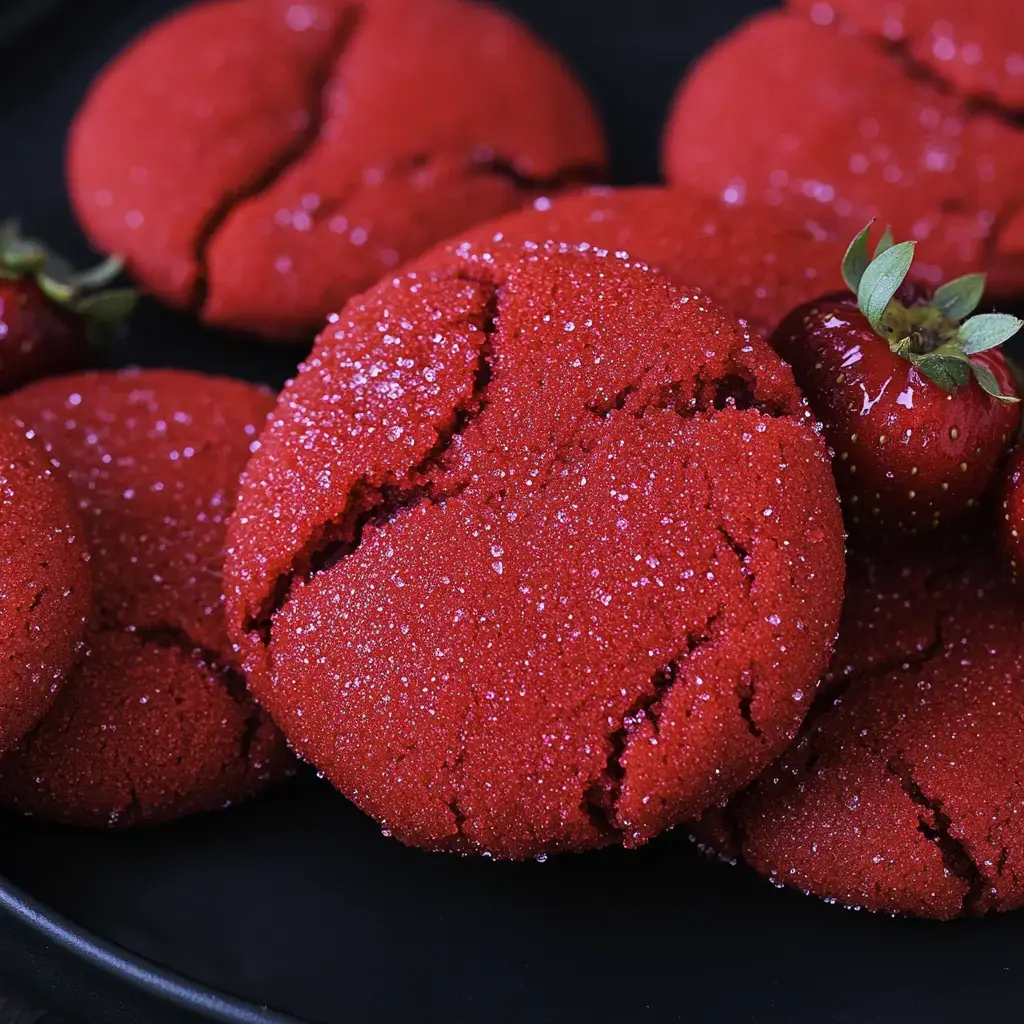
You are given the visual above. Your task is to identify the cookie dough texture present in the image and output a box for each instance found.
[709,543,1024,919]
[789,0,1024,113]
[416,186,850,336]
[0,417,91,754]
[662,11,1024,298]
[0,370,291,827]
[226,243,845,859]
[68,0,607,340]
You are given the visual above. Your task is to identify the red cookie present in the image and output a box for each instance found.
[68,0,607,341]
[0,418,90,753]
[416,186,849,335]
[1000,446,1024,582]
[715,543,1024,919]
[790,0,1024,113]
[662,11,1024,298]
[225,243,845,859]
[0,370,291,827]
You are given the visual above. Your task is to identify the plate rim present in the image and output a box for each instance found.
[0,873,302,1024]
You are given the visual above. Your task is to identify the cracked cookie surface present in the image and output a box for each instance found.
[415,186,850,336]
[225,243,845,858]
[0,370,291,827]
[0,418,91,754]
[710,541,1024,919]
[662,11,1024,298]
[788,0,1024,114]
[67,0,607,341]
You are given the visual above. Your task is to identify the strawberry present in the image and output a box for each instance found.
[771,221,1022,535]
[0,221,136,394]
[999,446,1024,582]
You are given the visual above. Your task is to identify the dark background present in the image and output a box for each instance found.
[1,1,1023,1022]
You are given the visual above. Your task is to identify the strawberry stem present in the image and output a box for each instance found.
[0,219,137,330]
[840,222,1022,402]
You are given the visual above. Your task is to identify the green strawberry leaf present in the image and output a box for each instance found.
[932,272,987,322]
[858,240,916,332]
[36,273,76,305]
[73,288,138,324]
[0,221,137,336]
[842,221,874,293]
[39,253,78,288]
[69,254,125,291]
[914,349,971,393]
[959,313,1023,355]
[970,358,1020,403]
[872,225,894,258]
[1,238,47,275]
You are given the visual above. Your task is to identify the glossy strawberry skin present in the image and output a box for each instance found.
[1000,446,1024,582]
[0,279,90,394]
[772,293,1021,535]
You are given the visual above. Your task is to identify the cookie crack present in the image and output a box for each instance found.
[870,30,1022,129]
[886,751,986,915]
[709,523,763,740]
[584,360,789,432]
[700,604,948,855]
[717,524,754,593]
[641,368,789,420]
[120,781,143,828]
[3,621,268,822]
[809,618,945,721]
[206,145,605,309]
[129,626,265,765]
[191,4,366,308]
[736,672,763,741]
[487,372,777,533]
[310,149,606,227]
[245,282,499,647]
[247,280,797,646]
[445,738,470,841]
[129,625,241,691]
[585,381,638,419]
[583,610,723,838]
[469,153,606,192]
[997,845,1010,878]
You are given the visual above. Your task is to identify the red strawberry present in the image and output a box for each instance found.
[0,221,136,394]
[772,222,1022,535]
[999,446,1024,581]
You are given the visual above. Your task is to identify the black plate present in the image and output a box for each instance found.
[2,1,1024,1022]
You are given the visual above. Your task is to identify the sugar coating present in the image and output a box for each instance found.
[414,186,850,336]
[225,243,845,859]
[0,418,91,753]
[790,0,1024,113]
[662,11,1024,298]
[713,542,1024,919]
[0,370,290,827]
[67,0,607,340]
[0,630,286,828]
